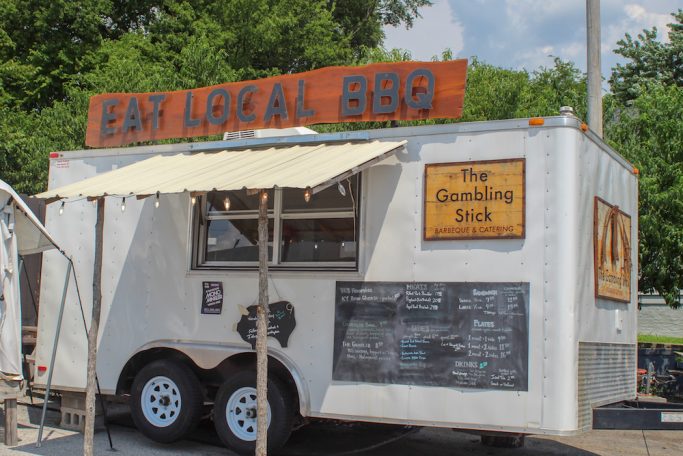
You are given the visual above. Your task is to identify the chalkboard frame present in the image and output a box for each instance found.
[333,281,530,391]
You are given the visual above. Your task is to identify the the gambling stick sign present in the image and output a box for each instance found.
[85,60,467,147]
[424,159,526,240]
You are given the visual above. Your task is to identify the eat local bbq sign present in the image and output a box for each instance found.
[86,60,467,148]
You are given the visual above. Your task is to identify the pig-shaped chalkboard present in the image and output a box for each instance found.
[236,301,296,349]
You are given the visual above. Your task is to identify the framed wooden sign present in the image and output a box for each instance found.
[594,197,632,302]
[85,60,467,148]
[424,159,525,240]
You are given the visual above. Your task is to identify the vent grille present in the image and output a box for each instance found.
[223,130,256,141]
[578,342,636,430]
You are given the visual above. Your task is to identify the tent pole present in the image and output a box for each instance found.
[35,259,72,447]
[256,189,269,456]
[84,197,105,456]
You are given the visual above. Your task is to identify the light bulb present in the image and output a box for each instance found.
[223,196,230,211]
[191,195,196,206]
[260,191,268,202]
[154,191,160,208]
[338,182,347,197]
[59,201,64,215]
[304,188,312,203]
[121,197,126,212]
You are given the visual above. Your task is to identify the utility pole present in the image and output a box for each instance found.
[586,0,603,137]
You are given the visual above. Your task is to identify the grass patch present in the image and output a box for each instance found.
[638,334,683,345]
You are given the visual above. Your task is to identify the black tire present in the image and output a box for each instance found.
[481,434,525,448]
[130,359,204,443]
[213,370,295,455]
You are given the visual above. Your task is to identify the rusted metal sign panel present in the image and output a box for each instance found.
[85,60,467,148]
[594,197,632,302]
[424,159,525,240]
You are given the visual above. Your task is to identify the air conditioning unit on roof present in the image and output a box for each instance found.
[223,127,317,141]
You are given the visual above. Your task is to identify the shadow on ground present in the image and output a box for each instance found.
[106,404,600,456]
[2,402,601,456]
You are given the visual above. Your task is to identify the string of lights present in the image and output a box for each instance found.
[56,184,347,216]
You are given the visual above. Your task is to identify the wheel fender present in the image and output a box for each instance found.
[126,340,311,416]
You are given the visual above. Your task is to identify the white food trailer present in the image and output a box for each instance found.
[33,114,638,453]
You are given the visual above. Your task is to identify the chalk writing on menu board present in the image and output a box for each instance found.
[333,282,529,391]
[236,301,296,349]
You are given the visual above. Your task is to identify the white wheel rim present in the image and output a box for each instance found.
[140,376,182,427]
[226,386,271,441]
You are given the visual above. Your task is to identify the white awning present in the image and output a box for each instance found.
[1,180,58,255]
[36,140,407,200]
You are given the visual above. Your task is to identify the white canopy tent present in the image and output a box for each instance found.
[0,179,59,380]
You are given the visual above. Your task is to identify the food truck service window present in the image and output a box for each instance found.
[193,176,359,270]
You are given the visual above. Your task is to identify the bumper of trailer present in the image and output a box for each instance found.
[593,400,683,430]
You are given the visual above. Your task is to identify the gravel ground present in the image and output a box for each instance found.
[0,402,681,456]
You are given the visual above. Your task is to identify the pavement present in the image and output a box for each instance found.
[0,401,681,456]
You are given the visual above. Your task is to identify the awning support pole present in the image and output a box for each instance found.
[36,259,72,447]
[256,189,269,456]
[84,197,105,456]
[18,256,35,405]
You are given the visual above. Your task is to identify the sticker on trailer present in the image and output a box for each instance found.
[201,281,224,315]
[661,412,683,423]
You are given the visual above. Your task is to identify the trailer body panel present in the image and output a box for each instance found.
[35,117,638,434]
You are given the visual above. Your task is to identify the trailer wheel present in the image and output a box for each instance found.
[480,434,525,448]
[130,359,203,443]
[213,370,294,455]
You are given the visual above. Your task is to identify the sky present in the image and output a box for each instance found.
[383,0,682,82]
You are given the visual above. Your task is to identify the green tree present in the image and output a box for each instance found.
[605,10,683,307]
[515,57,587,120]
[460,57,586,122]
[609,9,683,103]
[459,58,528,122]
[330,0,431,52]
[605,85,683,307]
[0,0,431,193]
[0,0,431,110]
[0,0,116,109]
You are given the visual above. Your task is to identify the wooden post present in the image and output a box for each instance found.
[84,197,105,456]
[255,190,269,456]
[4,398,17,446]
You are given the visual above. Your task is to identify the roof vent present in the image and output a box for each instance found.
[223,130,256,141]
[560,106,577,117]
[223,127,317,141]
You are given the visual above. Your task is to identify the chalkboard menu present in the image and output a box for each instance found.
[333,282,529,391]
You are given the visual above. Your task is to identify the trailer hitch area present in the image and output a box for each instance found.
[593,400,683,430]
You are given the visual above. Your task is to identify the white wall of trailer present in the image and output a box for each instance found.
[34,117,638,435]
